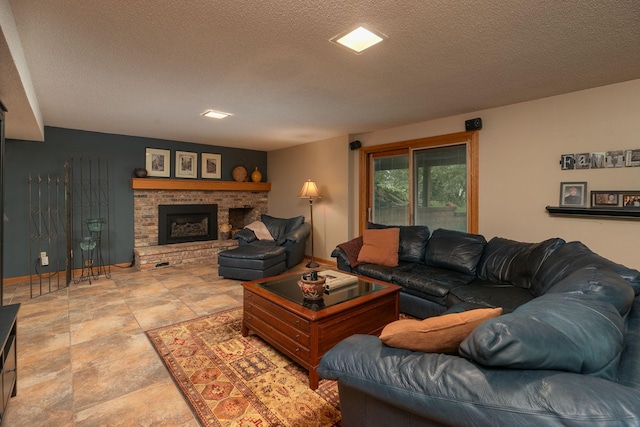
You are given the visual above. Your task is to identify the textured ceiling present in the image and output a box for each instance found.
[2,0,640,150]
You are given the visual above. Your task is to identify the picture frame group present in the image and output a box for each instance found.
[144,148,221,179]
[559,182,640,209]
[591,191,640,208]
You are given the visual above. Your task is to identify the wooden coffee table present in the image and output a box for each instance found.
[241,271,400,389]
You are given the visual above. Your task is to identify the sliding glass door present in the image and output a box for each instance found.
[413,144,467,232]
[371,151,409,225]
[360,132,478,233]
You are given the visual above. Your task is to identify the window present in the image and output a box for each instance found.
[359,132,479,233]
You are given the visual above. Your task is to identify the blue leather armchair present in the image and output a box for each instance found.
[218,214,311,281]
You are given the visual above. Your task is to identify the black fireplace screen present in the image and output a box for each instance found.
[158,204,218,245]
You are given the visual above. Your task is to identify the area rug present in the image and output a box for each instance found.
[146,307,341,426]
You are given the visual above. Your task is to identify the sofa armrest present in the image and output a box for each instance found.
[318,335,640,426]
[331,247,350,265]
[284,222,311,243]
[233,228,257,244]
[331,247,354,272]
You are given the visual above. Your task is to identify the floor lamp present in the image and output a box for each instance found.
[298,179,321,268]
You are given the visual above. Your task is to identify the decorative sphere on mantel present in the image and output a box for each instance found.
[133,168,148,178]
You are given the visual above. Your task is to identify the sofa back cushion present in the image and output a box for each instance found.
[368,223,430,263]
[261,214,305,245]
[531,241,640,297]
[424,228,486,275]
[546,267,636,316]
[459,293,625,380]
[476,237,565,288]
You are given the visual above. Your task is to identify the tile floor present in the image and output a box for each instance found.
[0,262,312,426]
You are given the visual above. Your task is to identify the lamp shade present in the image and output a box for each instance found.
[298,179,321,199]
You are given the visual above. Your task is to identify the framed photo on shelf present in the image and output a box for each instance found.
[559,182,587,207]
[175,151,198,178]
[145,148,171,177]
[201,153,222,179]
[591,191,619,207]
[622,193,640,208]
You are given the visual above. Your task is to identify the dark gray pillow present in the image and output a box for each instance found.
[368,223,430,263]
[424,228,486,275]
[261,214,305,245]
[459,294,625,380]
[476,237,565,288]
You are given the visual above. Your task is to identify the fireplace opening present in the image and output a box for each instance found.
[158,204,218,245]
[229,207,256,233]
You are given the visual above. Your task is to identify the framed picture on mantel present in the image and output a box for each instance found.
[175,151,198,179]
[145,148,170,177]
[201,153,221,179]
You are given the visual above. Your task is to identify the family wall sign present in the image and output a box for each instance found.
[560,149,640,170]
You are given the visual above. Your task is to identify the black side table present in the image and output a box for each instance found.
[0,304,19,425]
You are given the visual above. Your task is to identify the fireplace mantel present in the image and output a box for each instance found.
[131,178,271,192]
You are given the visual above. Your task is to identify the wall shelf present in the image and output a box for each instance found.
[131,178,271,192]
[546,206,640,219]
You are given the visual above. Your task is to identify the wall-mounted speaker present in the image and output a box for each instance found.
[465,117,482,131]
[349,140,362,150]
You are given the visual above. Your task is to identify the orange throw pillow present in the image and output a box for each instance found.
[380,308,503,354]
[357,228,400,267]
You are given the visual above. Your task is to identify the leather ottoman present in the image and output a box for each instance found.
[218,243,287,281]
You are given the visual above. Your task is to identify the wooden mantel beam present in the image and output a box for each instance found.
[131,178,271,192]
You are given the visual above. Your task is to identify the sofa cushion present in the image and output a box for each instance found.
[337,236,363,268]
[424,228,486,275]
[447,280,535,313]
[380,307,502,354]
[531,241,640,297]
[357,228,400,267]
[368,223,430,263]
[392,264,475,299]
[354,263,408,283]
[459,293,625,380]
[260,214,305,245]
[476,237,565,288]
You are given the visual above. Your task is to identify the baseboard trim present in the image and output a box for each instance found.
[2,262,133,285]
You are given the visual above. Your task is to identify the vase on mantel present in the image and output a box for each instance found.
[251,167,262,182]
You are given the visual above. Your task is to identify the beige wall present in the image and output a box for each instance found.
[351,78,640,270]
[267,135,350,263]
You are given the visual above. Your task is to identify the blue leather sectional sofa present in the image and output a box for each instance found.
[320,225,640,426]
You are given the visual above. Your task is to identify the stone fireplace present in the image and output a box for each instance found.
[132,180,269,269]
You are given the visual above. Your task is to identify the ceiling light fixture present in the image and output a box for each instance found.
[330,25,387,54]
[201,110,232,119]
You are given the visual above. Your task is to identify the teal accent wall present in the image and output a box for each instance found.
[3,126,267,278]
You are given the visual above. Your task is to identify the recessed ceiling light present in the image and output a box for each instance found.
[201,110,232,119]
[330,26,387,54]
